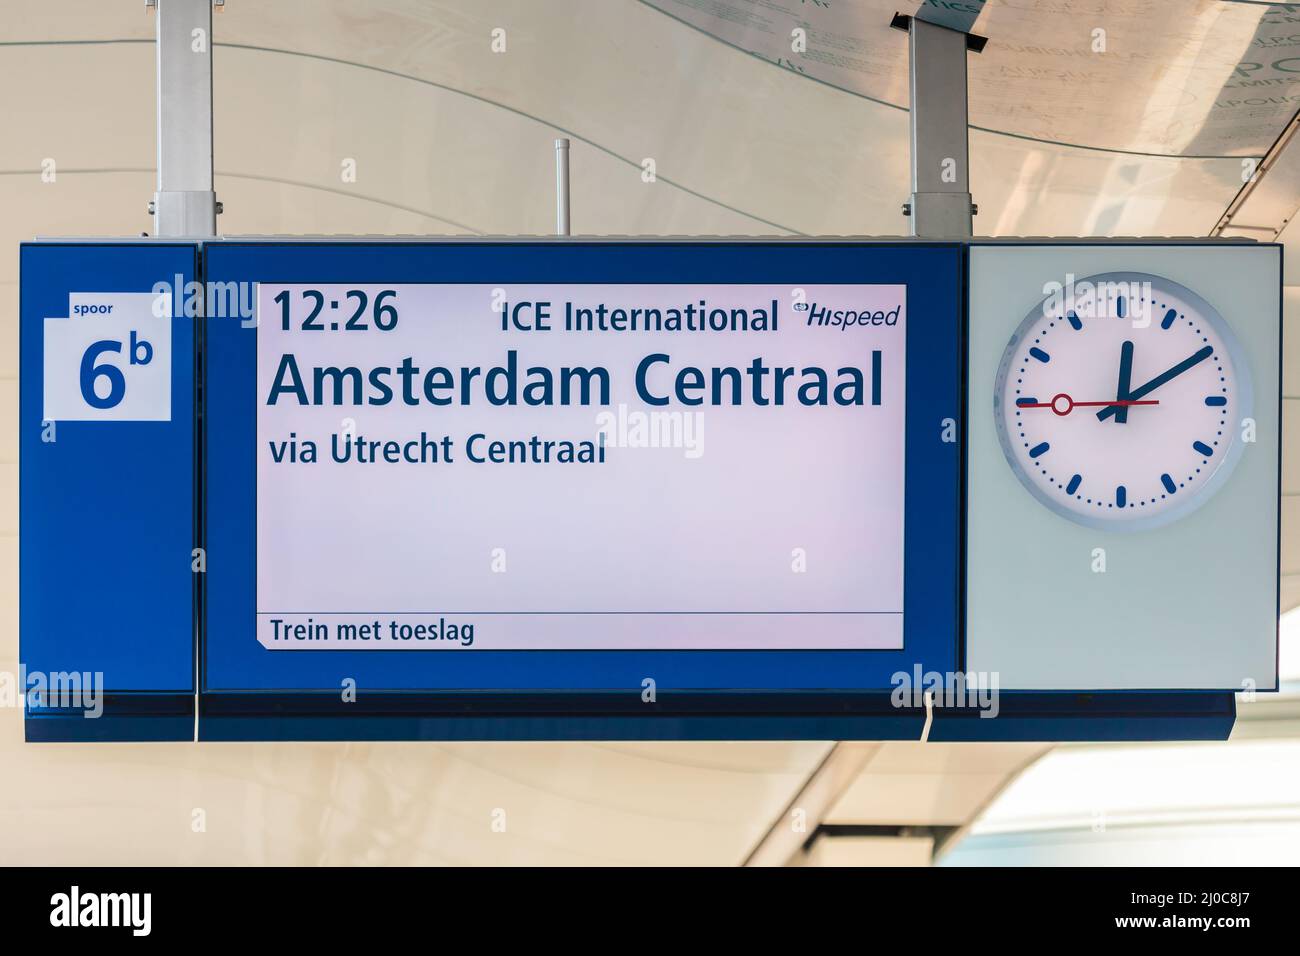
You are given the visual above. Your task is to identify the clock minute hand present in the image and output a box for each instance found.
[1095,345,1214,421]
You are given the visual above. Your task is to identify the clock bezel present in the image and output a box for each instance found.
[992,271,1255,533]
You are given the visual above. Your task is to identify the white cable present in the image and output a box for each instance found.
[919,689,935,742]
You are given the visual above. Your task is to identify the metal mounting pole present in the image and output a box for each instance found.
[555,138,570,236]
[149,0,217,236]
[893,15,983,239]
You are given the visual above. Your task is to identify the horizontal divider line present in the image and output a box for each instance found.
[256,610,904,615]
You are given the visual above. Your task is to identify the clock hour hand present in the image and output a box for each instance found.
[1113,340,1134,424]
[1096,344,1214,422]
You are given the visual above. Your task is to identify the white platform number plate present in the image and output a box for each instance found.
[43,292,172,422]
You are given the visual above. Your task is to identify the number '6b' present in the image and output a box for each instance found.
[79,331,153,409]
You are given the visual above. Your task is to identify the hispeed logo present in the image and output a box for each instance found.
[796,300,902,331]
[49,886,151,936]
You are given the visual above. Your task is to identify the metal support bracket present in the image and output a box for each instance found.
[149,0,218,237]
[891,13,985,239]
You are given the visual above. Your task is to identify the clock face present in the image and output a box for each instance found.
[994,272,1253,531]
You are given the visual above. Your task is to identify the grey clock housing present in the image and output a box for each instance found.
[968,243,1280,692]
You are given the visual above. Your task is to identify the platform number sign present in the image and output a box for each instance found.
[43,292,172,421]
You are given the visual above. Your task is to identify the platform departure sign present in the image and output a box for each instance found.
[17,239,1279,742]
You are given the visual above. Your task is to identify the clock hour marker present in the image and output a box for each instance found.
[1205,396,1226,406]
[1029,442,1050,458]
[1193,441,1213,457]
[1116,296,1126,318]
[1067,311,1082,331]
[1029,347,1050,363]
[1116,485,1126,508]
[1161,473,1177,494]
[1016,396,1038,407]
[1066,474,1081,495]
[1161,308,1177,330]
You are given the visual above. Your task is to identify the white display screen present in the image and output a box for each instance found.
[255,283,906,651]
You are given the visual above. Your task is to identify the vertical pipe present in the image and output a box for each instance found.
[555,138,571,236]
[152,0,216,236]
[906,18,973,239]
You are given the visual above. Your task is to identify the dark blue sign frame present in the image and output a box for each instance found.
[204,240,964,700]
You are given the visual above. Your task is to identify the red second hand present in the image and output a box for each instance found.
[1017,393,1159,416]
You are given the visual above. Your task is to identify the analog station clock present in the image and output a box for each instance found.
[994,272,1253,531]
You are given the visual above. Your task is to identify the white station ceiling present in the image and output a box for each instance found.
[0,0,1296,865]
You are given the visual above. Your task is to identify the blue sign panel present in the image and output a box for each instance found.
[203,241,964,708]
[20,242,198,740]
